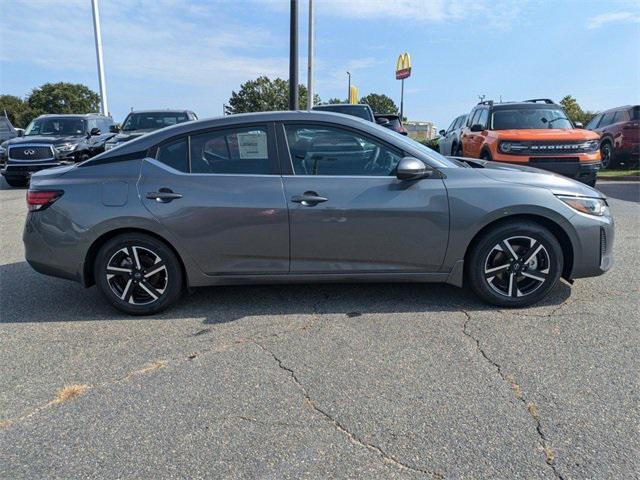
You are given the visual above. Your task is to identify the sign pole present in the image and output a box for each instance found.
[91,0,108,116]
[306,0,314,110]
[400,78,404,121]
[289,0,299,110]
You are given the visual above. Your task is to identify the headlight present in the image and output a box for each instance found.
[55,143,77,153]
[578,140,600,153]
[557,195,609,216]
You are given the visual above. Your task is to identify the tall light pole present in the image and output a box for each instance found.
[91,0,108,116]
[346,71,351,103]
[289,0,299,110]
[306,0,314,110]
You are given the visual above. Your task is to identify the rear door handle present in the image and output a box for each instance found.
[146,188,183,203]
[291,191,328,206]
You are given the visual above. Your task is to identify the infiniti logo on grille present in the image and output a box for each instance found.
[23,149,36,155]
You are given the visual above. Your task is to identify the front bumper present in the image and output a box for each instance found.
[493,152,601,181]
[1,158,74,178]
[569,210,614,279]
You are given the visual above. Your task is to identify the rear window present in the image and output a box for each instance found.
[631,106,640,121]
[122,112,190,132]
[491,108,572,130]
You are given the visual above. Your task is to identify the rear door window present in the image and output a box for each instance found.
[190,126,272,175]
[156,137,189,172]
[614,110,630,123]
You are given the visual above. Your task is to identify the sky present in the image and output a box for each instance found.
[1,0,639,129]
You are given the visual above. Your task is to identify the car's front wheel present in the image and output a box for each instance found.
[95,233,183,315]
[467,222,563,307]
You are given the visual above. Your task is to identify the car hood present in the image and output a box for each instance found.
[3,135,84,146]
[492,129,599,141]
[463,159,604,198]
[110,130,155,142]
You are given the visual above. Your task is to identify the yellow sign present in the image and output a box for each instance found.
[396,52,411,80]
[349,85,358,104]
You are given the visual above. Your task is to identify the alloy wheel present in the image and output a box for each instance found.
[600,143,611,169]
[483,236,550,298]
[106,246,168,305]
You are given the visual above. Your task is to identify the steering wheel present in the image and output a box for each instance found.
[363,146,382,172]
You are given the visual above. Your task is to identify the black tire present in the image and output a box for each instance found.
[480,150,492,161]
[600,141,615,169]
[467,222,563,308]
[4,176,28,188]
[95,233,183,315]
[455,143,463,157]
[582,173,597,187]
[451,143,458,156]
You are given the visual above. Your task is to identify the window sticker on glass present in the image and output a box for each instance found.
[237,131,268,159]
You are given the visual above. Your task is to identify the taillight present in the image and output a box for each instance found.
[26,190,63,212]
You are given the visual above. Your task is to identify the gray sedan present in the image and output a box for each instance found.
[24,111,614,315]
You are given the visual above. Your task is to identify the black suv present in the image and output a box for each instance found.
[1,113,116,187]
[104,109,197,151]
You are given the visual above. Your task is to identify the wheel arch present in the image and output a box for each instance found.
[83,227,188,288]
[463,213,575,281]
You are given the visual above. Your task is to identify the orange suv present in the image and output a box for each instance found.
[459,99,601,186]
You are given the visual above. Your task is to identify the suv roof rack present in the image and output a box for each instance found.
[477,100,494,106]
[523,98,555,104]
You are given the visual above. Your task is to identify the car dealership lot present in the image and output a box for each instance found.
[1,178,638,479]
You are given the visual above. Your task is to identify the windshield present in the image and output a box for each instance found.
[491,108,573,130]
[24,117,85,136]
[315,105,372,121]
[122,112,189,132]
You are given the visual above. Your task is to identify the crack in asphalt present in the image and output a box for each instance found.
[252,340,444,479]
[460,310,565,480]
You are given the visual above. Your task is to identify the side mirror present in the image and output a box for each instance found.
[439,129,446,136]
[16,129,24,137]
[89,127,101,136]
[376,117,390,126]
[109,124,120,133]
[396,156,431,180]
[470,124,484,132]
[574,122,583,129]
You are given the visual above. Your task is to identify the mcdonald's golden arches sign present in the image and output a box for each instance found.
[395,52,411,80]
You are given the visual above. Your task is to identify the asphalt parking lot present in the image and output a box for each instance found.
[1,178,638,479]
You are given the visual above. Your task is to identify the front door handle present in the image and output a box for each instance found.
[291,191,328,206]
[146,188,183,203]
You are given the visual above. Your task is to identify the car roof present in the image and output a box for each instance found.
[88,111,412,161]
[599,105,639,114]
[127,109,192,114]
[314,104,369,109]
[37,113,110,119]
[486,102,563,111]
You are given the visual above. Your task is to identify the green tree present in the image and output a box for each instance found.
[327,97,345,104]
[0,95,38,128]
[559,95,598,125]
[360,93,399,114]
[225,76,320,114]
[27,82,100,116]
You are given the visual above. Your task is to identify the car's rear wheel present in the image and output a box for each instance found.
[480,150,492,161]
[95,233,183,315]
[455,143,463,157]
[467,222,563,307]
[4,176,28,188]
